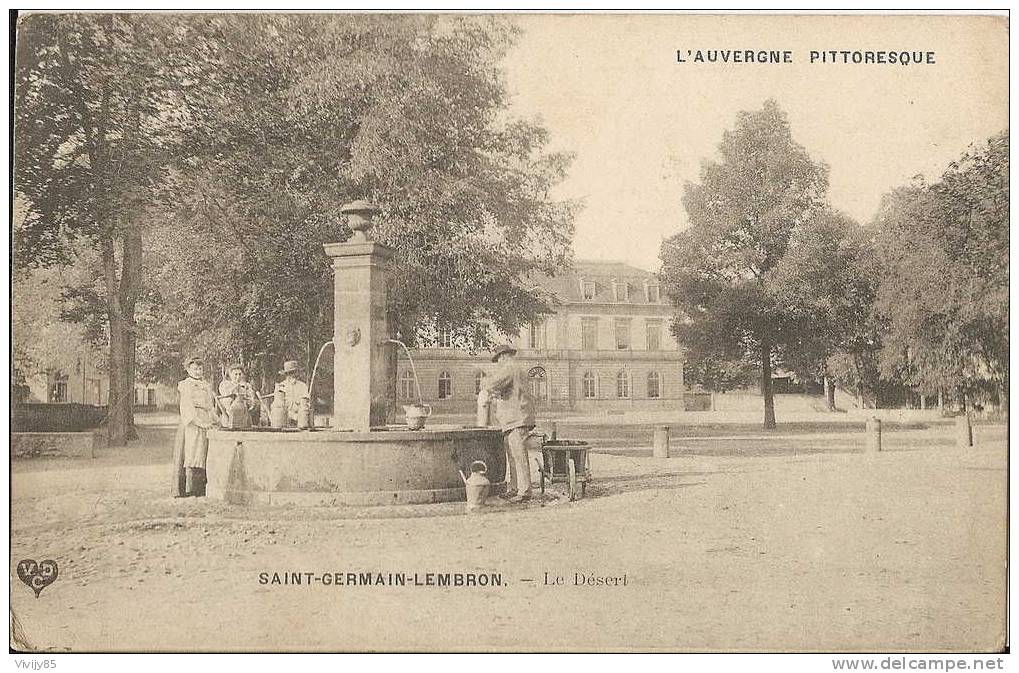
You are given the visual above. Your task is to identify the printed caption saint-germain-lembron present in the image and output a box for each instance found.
[676,48,936,65]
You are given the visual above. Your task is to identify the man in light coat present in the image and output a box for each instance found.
[484,345,536,503]
[173,356,218,498]
[277,360,310,426]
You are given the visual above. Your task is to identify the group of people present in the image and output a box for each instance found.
[172,357,309,498]
[171,343,539,504]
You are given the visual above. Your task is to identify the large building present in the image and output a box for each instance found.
[397,260,685,414]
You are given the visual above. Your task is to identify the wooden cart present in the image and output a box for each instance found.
[534,438,592,501]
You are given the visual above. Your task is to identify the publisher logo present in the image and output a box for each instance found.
[16,559,59,598]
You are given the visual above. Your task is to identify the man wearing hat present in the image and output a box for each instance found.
[483,344,536,503]
[219,363,258,429]
[277,360,310,426]
[173,356,218,497]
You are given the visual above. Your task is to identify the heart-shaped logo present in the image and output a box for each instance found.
[16,559,58,598]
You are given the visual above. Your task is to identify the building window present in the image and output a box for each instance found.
[474,371,484,396]
[147,388,156,406]
[582,281,596,301]
[616,371,630,399]
[437,327,454,349]
[646,320,662,351]
[528,321,547,349]
[52,380,68,403]
[528,366,548,403]
[646,283,660,303]
[647,371,661,399]
[614,318,631,350]
[582,372,598,399]
[399,370,416,400]
[613,281,629,302]
[438,371,453,400]
[581,318,598,351]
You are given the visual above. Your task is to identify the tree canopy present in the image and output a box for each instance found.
[869,131,1008,407]
[660,99,829,427]
[142,14,576,382]
[14,14,577,427]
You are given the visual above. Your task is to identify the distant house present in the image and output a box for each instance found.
[16,344,176,411]
[397,260,685,414]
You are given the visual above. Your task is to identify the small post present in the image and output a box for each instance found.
[653,425,670,458]
[865,417,882,453]
[549,421,557,441]
[955,414,973,448]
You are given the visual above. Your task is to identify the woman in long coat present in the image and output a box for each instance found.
[171,356,218,497]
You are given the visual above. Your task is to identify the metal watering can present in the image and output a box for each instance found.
[458,460,490,512]
[269,387,287,429]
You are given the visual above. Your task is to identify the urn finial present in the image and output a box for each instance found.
[341,200,381,243]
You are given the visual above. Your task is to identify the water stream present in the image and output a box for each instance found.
[385,339,424,406]
[308,340,334,411]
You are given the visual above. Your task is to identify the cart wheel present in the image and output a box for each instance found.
[568,458,578,501]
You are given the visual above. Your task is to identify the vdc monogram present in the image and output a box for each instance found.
[17,559,59,598]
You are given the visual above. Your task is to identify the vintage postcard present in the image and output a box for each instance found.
[9,12,1008,655]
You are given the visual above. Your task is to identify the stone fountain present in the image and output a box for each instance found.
[204,201,506,506]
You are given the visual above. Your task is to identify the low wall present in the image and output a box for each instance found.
[11,430,106,459]
[206,426,506,506]
[13,403,107,432]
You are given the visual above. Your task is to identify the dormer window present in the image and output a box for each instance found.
[581,280,596,301]
[613,280,629,302]
[644,281,660,303]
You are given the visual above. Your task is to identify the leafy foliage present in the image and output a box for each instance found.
[142,15,576,379]
[870,131,1008,404]
[660,100,829,426]
[15,14,576,423]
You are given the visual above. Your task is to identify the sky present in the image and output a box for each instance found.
[499,14,1009,271]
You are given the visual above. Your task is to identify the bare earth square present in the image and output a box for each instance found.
[10,417,1006,652]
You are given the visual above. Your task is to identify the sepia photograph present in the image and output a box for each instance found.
[8,10,1009,657]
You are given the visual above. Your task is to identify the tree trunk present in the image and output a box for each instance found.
[761,339,776,429]
[823,376,836,412]
[101,228,141,447]
[106,318,131,445]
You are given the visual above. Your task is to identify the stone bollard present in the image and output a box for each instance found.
[956,414,973,448]
[865,417,882,453]
[549,421,558,441]
[653,425,670,458]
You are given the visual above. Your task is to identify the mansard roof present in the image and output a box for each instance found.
[533,260,662,304]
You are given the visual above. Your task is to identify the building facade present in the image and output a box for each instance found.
[397,261,684,414]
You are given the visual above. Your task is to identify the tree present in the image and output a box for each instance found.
[768,208,880,411]
[14,14,206,444]
[660,100,828,428]
[870,131,1008,411]
[141,15,575,384]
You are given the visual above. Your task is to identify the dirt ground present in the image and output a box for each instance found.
[9,416,1007,652]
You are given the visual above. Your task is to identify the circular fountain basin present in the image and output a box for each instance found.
[205,425,506,506]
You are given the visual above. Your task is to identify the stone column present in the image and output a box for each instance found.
[323,201,393,432]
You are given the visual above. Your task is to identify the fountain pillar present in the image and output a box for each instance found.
[323,201,393,432]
